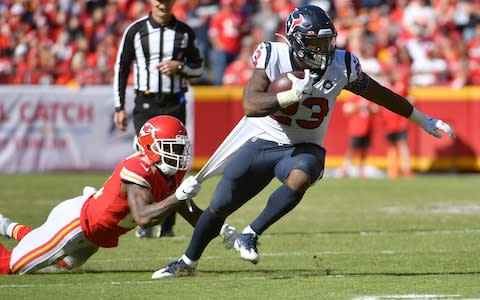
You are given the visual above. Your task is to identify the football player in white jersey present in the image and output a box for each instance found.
[152,5,456,278]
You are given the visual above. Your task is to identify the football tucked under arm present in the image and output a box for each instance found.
[267,70,305,93]
[268,70,313,108]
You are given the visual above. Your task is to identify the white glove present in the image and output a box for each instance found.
[276,69,313,108]
[175,176,201,201]
[219,223,238,250]
[409,108,456,139]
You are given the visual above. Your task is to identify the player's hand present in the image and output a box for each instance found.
[287,68,313,99]
[175,176,201,200]
[277,69,313,108]
[114,110,128,131]
[219,223,238,250]
[409,108,456,139]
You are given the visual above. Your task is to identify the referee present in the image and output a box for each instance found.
[113,0,203,238]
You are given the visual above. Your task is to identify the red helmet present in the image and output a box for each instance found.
[137,115,191,175]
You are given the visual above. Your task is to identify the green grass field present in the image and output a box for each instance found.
[0,173,479,299]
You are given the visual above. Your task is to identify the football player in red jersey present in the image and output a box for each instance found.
[0,115,237,275]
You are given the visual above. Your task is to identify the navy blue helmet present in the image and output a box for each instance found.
[285,5,337,70]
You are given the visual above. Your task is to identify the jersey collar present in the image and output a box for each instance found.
[148,13,177,29]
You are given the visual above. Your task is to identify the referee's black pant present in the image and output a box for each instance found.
[133,91,186,133]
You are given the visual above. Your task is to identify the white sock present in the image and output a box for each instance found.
[6,222,18,238]
[241,225,257,236]
[181,254,197,267]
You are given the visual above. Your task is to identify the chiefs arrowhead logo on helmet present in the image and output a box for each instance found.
[139,122,157,138]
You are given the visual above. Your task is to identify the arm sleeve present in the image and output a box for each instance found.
[113,26,137,110]
[180,26,204,78]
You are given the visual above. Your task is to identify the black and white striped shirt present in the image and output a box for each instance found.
[114,14,203,110]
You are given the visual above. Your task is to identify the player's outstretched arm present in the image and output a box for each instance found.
[126,183,181,228]
[408,108,456,138]
[346,72,455,139]
[126,176,202,229]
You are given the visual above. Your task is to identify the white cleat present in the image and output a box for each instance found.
[152,259,196,279]
[234,233,260,264]
[219,223,238,249]
[0,214,12,237]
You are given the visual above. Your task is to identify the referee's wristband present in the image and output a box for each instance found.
[115,106,124,112]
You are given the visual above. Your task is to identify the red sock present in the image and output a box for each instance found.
[12,224,32,241]
[0,243,12,274]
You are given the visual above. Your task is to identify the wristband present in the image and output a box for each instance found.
[408,107,426,125]
[276,90,298,108]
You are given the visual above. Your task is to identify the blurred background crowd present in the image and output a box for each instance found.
[0,0,479,88]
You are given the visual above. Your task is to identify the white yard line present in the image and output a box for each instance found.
[353,295,463,300]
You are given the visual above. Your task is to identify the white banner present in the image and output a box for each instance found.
[0,85,138,173]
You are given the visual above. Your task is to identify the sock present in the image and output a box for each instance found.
[181,254,197,267]
[0,243,12,274]
[7,223,32,241]
[57,258,71,270]
[185,209,225,261]
[250,184,304,235]
[241,225,257,236]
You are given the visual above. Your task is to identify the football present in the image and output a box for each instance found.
[267,71,305,93]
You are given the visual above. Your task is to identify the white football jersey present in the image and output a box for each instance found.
[196,42,364,181]
[246,41,363,146]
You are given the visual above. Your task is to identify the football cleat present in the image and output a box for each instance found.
[219,223,238,249]
[82,186,97,198]
[135,226,153,238]
[234,233,260,264]
[151,259,196,279]
[157,226,175,238]
[0,214,12,237]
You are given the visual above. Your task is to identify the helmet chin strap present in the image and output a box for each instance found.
[157,162,177,176]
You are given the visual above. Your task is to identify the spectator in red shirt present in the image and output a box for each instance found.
[381,77,412,178]
[222,36,254,86]
[208,0,248,85]
[341,96,379,178]
[467,23,480,85]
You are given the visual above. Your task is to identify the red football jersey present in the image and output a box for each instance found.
[209,11,244,53]
[80,152,185,248]
[345,96,377,137]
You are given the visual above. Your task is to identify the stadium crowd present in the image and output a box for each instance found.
[0,0,479,87]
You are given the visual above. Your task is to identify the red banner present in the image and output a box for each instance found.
[191,86,480,172]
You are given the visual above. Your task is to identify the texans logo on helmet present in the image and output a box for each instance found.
[287,14,305,35]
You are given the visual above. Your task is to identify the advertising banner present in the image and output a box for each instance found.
[0,86,136,173]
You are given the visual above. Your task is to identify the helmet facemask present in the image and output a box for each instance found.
[149,135,191,176]
[290,30,336,70]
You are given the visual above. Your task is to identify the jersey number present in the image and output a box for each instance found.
[271,97,329,129]
[91,185,136,230]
